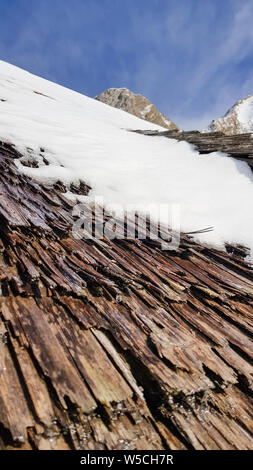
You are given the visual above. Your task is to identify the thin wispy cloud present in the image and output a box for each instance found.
[0,0,252,129]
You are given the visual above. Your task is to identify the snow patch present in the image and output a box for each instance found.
[236,96,253,132]
[162,118,173,127]
[140,103,153,118]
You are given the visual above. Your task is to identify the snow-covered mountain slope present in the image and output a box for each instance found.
[0,60,253,254]
[95,87,179,130]
[209,95,253,135]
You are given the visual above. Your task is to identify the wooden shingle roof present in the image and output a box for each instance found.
[0,139,252,450]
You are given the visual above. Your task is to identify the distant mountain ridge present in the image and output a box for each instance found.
[209,95,253,135]
[95,87,179,130]
[95,88,253,136]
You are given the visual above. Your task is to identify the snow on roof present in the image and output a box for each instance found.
[0,60,253,255]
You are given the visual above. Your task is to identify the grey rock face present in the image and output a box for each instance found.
[95,88,179,130]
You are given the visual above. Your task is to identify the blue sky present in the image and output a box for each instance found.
[0,0,253,129]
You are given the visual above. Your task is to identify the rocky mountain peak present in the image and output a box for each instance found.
[209,95,253,135]
[95,87,179,130]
